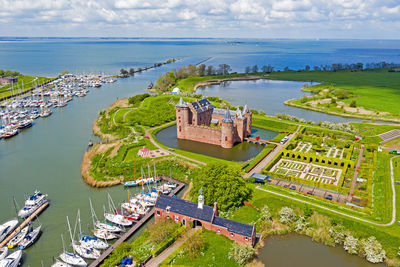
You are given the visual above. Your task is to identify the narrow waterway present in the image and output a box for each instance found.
[259,235,386,267]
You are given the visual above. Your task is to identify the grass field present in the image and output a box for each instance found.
[170,230,239,267]
[0,76,52,99]
[268,69,400,119]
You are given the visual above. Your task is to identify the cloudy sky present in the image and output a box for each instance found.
[0,0,399,38]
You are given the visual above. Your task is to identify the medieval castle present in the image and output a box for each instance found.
[175,97,252,148]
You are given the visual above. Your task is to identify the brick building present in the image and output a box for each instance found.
[154,193,256,246]
[176,97,252,148]
[0,76,18,85]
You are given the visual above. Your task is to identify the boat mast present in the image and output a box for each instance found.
[61,234,66,253]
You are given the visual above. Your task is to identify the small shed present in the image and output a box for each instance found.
[137,147,150,157]
[171,87,180,95]
[251,173,270,184]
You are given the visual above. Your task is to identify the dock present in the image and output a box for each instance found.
[89,178,185,267]
[0,201,49,248]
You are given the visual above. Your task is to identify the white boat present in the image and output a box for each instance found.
[0,250,22,267]
[40,109,52,117]
[104,213,132,227]
[58,234,87,267]
[79,235,108,250]
[51,259,72,267]
[7,225,29,248]
[93,229,117,240]
[0,219,19,243]
[59,252,86,266]
[95,221,121,233]
[18,225,41,250]
[0,247,7,261]
[18,190,48,218]
[72,243,100,260]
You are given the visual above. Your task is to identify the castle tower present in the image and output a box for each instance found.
[235,108,245,141]
[221,108,234,148]
[243,104,252,137]
[176,97,189,139]
[198,187,204,210]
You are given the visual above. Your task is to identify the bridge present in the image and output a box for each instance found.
[244,137,278,146]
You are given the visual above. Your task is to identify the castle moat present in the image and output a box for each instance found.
[155,125,278,162]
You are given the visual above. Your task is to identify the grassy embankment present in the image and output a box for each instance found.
[267,69,400,122]
[0,76,53,100]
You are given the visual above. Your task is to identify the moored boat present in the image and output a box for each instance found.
[79,235,108,250]
[72,243,100,260]
[51,259,73,267]
[0,250,22,267]
[7,225,29,248]
[93,229,118,240]
[18,225,41,250]
[0,247,7,261]
[59,252,86,266]
[95,221,121,233]
[0,219,19,243]
[104,213,132,227]
[18,190,48,218]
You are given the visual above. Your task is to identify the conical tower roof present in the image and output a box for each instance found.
[236,107,243,119]
[222,107,233,123]
[243,104,250,115]
[176,96,188,108]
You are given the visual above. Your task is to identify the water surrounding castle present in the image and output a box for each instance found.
[176,97,252,148]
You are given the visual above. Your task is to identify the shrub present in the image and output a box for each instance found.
[228,243,255,265]
[182,231,205,258]
[279,207,296,224]
[260,205,272,222]
[329,225,346,245]
[295,216,308,231]
[359,236,386,263]
[148,218,179,243]
[343,235,358,254]
[350,100,357,108]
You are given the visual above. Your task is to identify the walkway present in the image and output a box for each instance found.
[348,145,364,199]
[256,154,398,227]
[144,123,206,166]
[243,126,301,178]
[145,227,200,267]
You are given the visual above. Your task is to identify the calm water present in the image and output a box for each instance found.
[259,235,386,267]
[197,79,367,123]
[155,125,276,162]
[1,38,399,265]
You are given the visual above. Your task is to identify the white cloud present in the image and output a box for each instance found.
[0,0,399,38]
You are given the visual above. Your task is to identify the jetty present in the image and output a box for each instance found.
[89,178,185,267]
[0,201,49,248]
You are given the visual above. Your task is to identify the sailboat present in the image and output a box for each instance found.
[89,198,121,233]
[18,224,42,250]
[0,247,7,261]
[51,259,72,267]
[104,193,132,227]
[7,224,29,248]
[58,234,87,266]
[0,219,19,243]
[0,250,22,267]
[76,210,108,250]
[66,216,100,260]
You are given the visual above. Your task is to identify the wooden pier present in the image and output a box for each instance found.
[0,201,49,248]
[89,179,185,267]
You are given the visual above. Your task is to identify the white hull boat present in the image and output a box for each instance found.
[7,225,29,248]
[51,259,72,267]
[18,190,48,218]
[72,243,100,260]
[79,235,108,250]
[0,250,22,267]
[95,221,121,233]
[0,219,19,243]
[18,225,41,250]
[59,252,87,266]
[104,213,132,227]
[93,229,117,240]
[0,247,7,261]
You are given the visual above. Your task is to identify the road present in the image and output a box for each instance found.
[256,155,398,227]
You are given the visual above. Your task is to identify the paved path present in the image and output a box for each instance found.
[256,154,399,227]
[145,123,206,166]
[146,227,200,267]
[244,126,301,178]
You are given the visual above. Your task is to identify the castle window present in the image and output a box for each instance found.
[179,126,181,132]
[156,210,161,216]
[217,229,221,233]
[230,233,234,237]
[225,136,227,141]
[174,215,179,222]
[178,116,181,119]
[166,206,171,213]
[245,237,249,241]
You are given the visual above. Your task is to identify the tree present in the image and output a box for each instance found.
[359,236,386,263]
[329,225,346,245]
[245,66,251,73]
[305,65,311,71]
[261,65,273,73]
[120,68,128,76]
[218,64,231,75]
[350,100,357,108]
[129,68,135,75]
[284,66,290,71]
[206,65,214,76]
[191,163,253,211]
[228,243,255,265]
[198,64,206,77]
[183,232,205,258]
[252,65,258,73]
[279,207,296,224]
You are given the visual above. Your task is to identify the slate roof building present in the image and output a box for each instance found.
[154,193,256,246]
[175,97,252,148]
[0,76,18,85]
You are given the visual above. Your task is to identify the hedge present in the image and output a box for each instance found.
[151,226,187,257]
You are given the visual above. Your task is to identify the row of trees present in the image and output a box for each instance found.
[244,65,274,73]
[0,69,21,77]
[120,58,178,77]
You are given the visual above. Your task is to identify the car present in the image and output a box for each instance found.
[307,190,313,195]
[325,194,333,200]
[290,185,296,190]
[283,184,289,188]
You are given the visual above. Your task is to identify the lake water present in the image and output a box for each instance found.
[1,38,398,265]
[259,235,386,267]
[155,125,276,162]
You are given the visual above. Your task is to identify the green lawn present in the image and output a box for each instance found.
[243,144,275,172]
[0,76,52,99]
[253,115,298,133]
[170,230,239,267]
[268,69,400,117]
